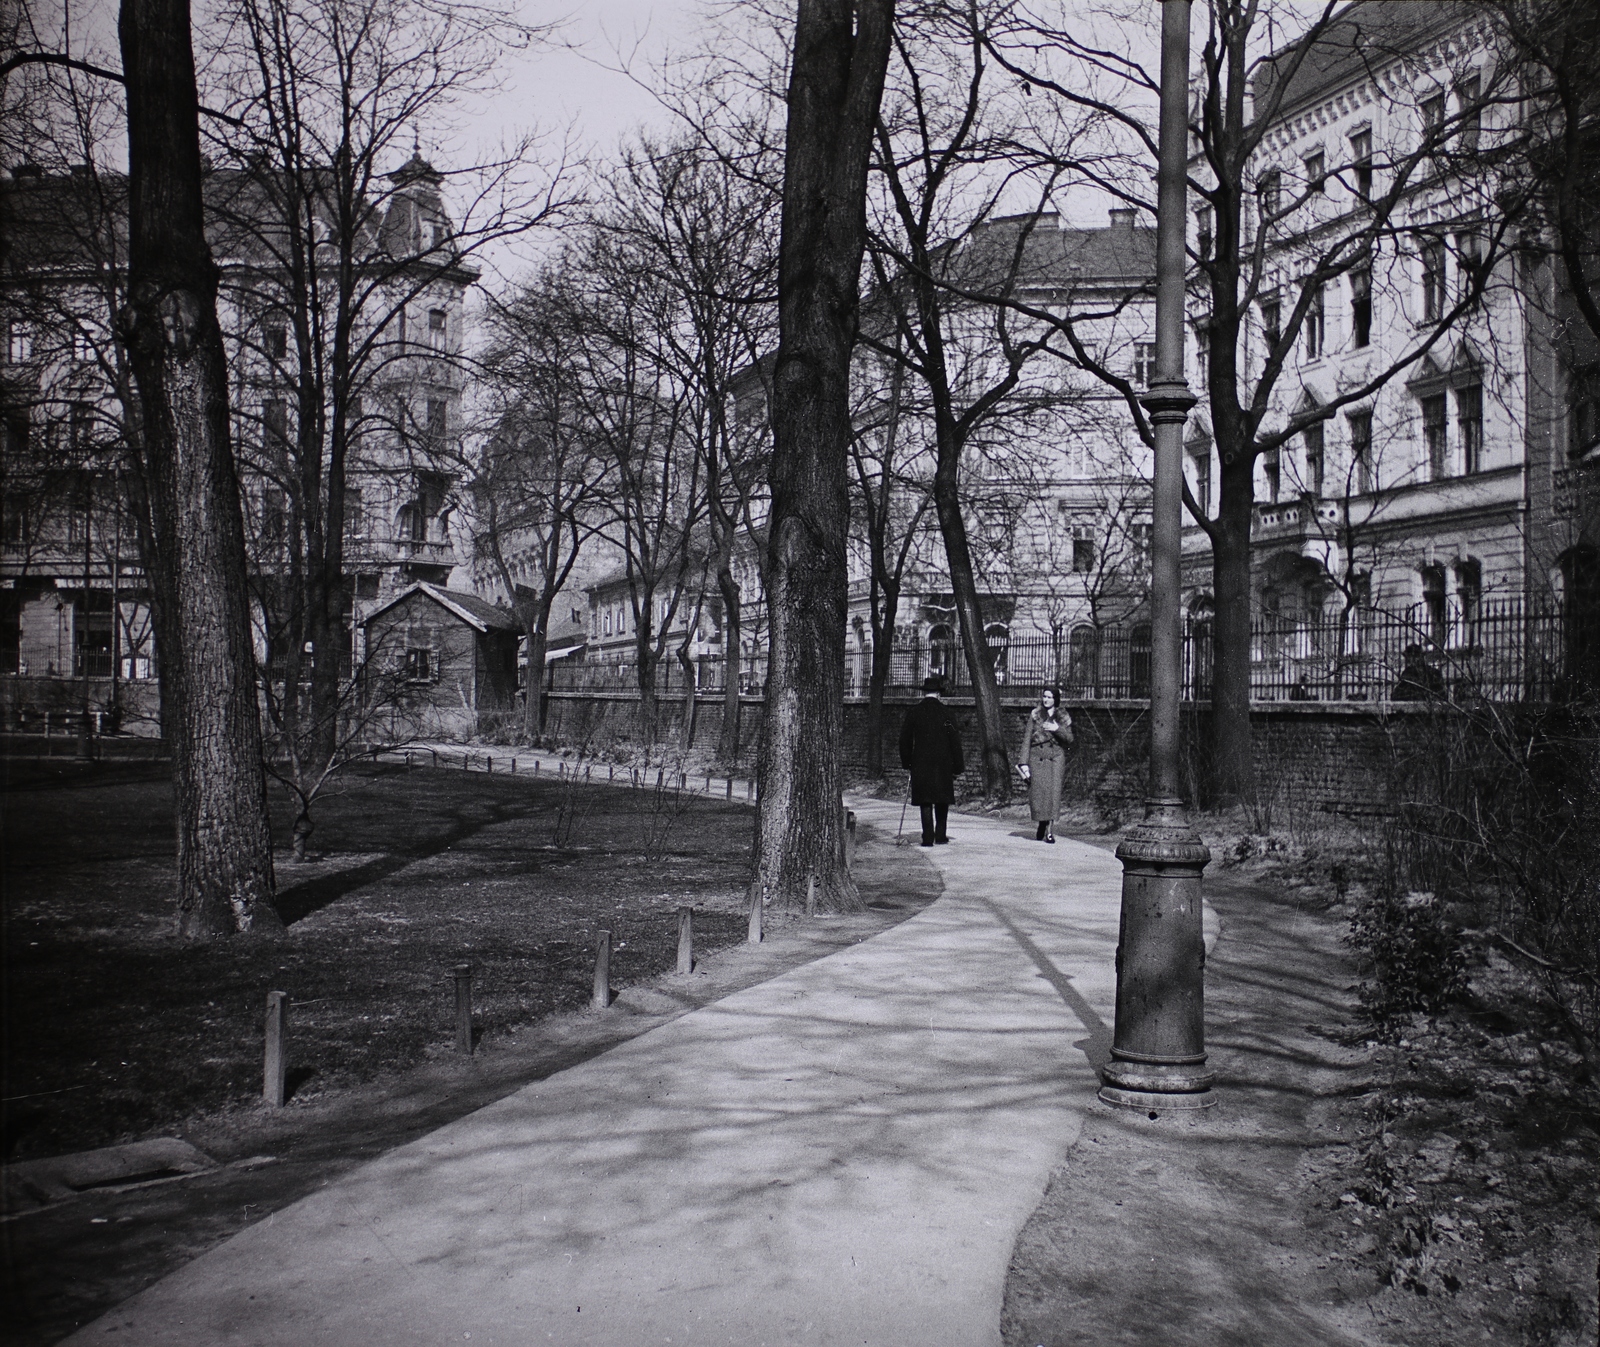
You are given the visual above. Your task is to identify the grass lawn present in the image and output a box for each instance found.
[2,758,758,1162]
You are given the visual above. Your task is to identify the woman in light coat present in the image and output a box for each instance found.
[1017,687,1073,843]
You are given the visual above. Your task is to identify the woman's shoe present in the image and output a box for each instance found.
[1035,821,1048,841]
[1045,831,1056,844]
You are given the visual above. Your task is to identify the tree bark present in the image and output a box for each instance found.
[756,0,893,913]
[119,0,279,936]
[715,565,742,763]
[1208,452,1255,806]
[931,444,1009,798]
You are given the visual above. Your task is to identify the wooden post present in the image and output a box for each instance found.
[592,930,611,1008]
[747,882,763,943]
[609,765,615,781]
[805,869,817,917]
[533,759,539,775]
[677,906,694,974]
[452,963,474,1055]
[585,765,591,782]
[263,990,288,1107]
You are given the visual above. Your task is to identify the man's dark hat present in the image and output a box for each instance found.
[921,676,945,694]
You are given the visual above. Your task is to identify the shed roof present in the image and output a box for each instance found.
[364,582,520,633]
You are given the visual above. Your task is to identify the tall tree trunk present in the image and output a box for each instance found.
[523,613,549,740]
[1209,453,1255,806]
[932,447,1010,800]
[864,574,899,776]
[716,567,742,763]
[756,0,893,913]
[120,0,279,936]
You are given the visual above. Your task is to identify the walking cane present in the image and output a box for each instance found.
[895,786,909,845]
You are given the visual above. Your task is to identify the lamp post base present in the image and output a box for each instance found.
[1100,799,1213,1110]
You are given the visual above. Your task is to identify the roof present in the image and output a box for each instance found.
[1250,1,1474,122]
[364,581,520,633]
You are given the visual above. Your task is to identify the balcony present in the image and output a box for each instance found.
[1252,495,1343,542]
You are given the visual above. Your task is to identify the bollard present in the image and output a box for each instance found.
[609,765,615,782]
[656,768,664,790]
[512,757,517,773]
[706,773,712,794]
[845,809,857,871]
[487,756,493,773]
[746,779,754,801]
[726,777,733,799]
[677,906,694,974]
[533,759,539,775]
[263,990,288,1107]
[592,930,611,1009]
[747,882,763,943]
[452,963,474,1055]
[406,752,413,769]
[805,870,817,917]
[432,749,438,768]
[585,764,591,782]
[462,753,469,771]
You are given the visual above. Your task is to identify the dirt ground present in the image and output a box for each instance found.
[0,758,942,1347]
[998,819,1598,1347]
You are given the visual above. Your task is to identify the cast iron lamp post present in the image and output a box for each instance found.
[1098,0,1213,1111]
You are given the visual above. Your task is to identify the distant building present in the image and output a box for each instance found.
[0,151,476,726]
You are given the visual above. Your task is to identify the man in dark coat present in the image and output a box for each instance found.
[899,676,965,846]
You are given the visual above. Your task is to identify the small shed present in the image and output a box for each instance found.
[362,582,520,741]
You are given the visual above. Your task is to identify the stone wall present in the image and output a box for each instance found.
[531,689,1478,818]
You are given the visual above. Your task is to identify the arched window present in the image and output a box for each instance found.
[983,622,1009,685]
[1421,564,1447,648]
[927,623,954,682]
[1068,624,1098,697]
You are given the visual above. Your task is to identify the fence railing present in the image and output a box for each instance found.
[546,598,1590,704]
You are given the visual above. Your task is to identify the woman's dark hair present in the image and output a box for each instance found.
[1039,685,1062,708]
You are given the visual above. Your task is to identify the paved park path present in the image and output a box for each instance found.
[65,800,1198,1347]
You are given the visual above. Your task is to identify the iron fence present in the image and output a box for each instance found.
[545,598,1588,704]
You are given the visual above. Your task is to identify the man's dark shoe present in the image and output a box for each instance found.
[934,836,949,844]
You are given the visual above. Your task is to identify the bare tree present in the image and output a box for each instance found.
[757,0,894,913]
[862,0,1092,799]
[596,135,779,760]
[197,0,573,842]
[119,0,278,934]
[468,263,606,738]
[984,0,1535,801]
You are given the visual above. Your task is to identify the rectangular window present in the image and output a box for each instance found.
[1421,92,1446,141]
[1350,129,1373,200]
[261,487,287,547]
[1350,265,1372,347]
[1457,383,1483,474]
[1260,297,1281,351]
[1195,205,1213,260]
[1304,284,1325,360]
[72,328,95,362]
[1195,325,1210,385]
[265,324,287,360]
[427,308,447,347]
[343,486,365,538]
[1303,422,1325,496]
[1188,442,1212,516]
[264,399,289,451]
[426,399,448,446]
[69,402,95,452]
[1304,150,1326,195]
[6,322,31,364]
[405,647,433,682]
[1457,74,1481,151]
[1422,394,1448,479]
[1133,342,1155,388]
[1072,535,1095,574]
[1263,448,1281,502]
[1259,170,1281,221]
[1456,230,1483,302]
[1349,410,1373,493]
[1421,239,1445,322]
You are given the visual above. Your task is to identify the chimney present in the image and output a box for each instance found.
[1108,207,1136,233]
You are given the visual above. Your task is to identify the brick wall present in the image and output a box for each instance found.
[531,689,1491,817]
